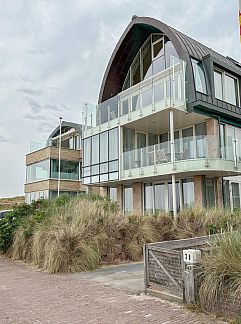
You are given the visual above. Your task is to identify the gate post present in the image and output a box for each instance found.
[183,249,201,304]
[143,244,149,293]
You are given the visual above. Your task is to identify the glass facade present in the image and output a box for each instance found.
[122,34,178,91]
[27,159,80,183]
[82,127,119,184]
[26,160,50,183]
[144,179,194,213]
[50,160,79,180]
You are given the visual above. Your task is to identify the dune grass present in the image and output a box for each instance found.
[199,232,241,310]
[5,195,241,274]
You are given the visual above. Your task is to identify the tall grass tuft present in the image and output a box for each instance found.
[199,232,241,310]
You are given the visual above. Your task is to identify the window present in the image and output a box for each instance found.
[225,75,237,106]
[26,160,50,183]
[109,187,117,202]
[124,186,133,212]
[83,137,91,166]
[214,71,223,100]
[191,59,207,94]
[214,70,239,106]
[92,135,99,165]
[100,131,108,162]
[51,160,79,180]
[154,183,166,212]
[206,178,215,208]
[182,179,194,208]
[109,128,118,160]
[144,184,153,213]
[232,183,240,209]
[122,34,179,90]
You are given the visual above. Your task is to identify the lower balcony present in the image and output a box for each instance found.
[121,135,241,180]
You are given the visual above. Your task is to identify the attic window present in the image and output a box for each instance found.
[191,59,207,94]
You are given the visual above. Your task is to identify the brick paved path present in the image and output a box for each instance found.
[0,256,225,324]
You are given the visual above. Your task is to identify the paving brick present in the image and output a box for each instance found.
[0,256,226,324]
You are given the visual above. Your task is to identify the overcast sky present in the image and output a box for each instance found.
[0,0,240,198]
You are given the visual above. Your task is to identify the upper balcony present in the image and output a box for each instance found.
[120,135,241,181]
[82,59,186,138]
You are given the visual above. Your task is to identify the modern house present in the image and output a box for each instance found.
[25,121,87,203]
[81,16,241,216]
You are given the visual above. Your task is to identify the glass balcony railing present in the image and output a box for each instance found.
[121,135,241,171]
[50,171,79,180]
[82,59,186,137]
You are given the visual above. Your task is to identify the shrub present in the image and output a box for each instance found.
[199,232,241,310]
[0,200,48,253]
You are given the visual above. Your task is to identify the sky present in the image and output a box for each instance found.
[0,0,240,198]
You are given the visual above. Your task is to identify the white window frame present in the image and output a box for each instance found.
[214,68,240,107]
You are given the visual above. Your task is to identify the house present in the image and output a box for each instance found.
[25,121,87,203]
[81,16,241,216]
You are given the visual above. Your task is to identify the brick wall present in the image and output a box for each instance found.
[26,147,81,165]
[25,179,86,193]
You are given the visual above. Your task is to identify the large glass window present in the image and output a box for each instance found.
[225,75,237,106]
[232,183,240,209]
[182,179,194,208]
[109,187,117,202]
[91,135,99,165]
[122,34,179,90]
[124,186,133,213]
[109,128,118,160]
[132,52,141,86]
[100,131,108,162]
[206,178,215,208]
[51,160,79,180]
[191,59,207,94]
[142,38,152,79]
[214,70,223,100]
[154,183,166,212]
[83,137,91,166]
[214,70,239,106]
[144,184,153,213]
[26,160,50,183]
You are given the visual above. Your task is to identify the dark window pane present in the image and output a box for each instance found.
[132,94,140,111]
[142,39,152,79]
[191,59,207,94]
[132,52,141,86]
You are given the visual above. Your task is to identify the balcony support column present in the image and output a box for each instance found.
[169,109,177,220]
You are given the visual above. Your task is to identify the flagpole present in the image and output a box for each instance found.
[57,117,63,198]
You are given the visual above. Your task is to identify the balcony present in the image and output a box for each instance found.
[82,59,186,137]
[121,135,241,180]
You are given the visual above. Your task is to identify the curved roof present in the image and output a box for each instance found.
[99,16,240,103]
[45,121,81,147]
